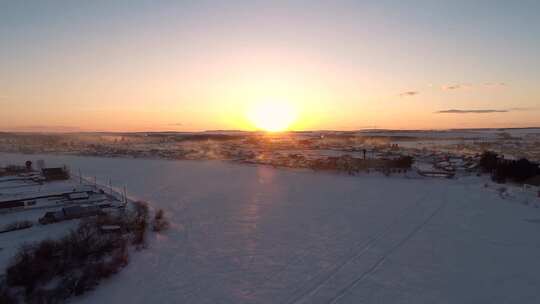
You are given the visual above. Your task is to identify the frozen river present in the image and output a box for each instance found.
[2,153,540,303]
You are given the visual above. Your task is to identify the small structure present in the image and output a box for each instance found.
[0,200,25,212]
[100,225,122,233]
[68,192,90,200]
[39,205,103,224]
[42,167,69,181]
[418,170,455,178]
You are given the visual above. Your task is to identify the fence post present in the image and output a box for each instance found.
[123,185,128,205]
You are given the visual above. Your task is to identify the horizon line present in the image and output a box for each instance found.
[2,126,540,135]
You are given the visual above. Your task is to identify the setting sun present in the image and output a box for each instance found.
[246,101,298,132]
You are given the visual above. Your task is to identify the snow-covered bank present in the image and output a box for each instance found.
[2,153,540,303]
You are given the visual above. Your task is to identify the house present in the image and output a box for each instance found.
[39,205,103,224]
[68,192,90,200]
[63,205,101,218]
[42,167,69,181]
[0,200,25,212]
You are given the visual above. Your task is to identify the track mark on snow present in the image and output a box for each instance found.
[284,191,436,304]
[328,194,448,304]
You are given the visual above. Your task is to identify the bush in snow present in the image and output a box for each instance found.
[479,151,540,183]
[6,240,60,293]
[0,283,17,304]
[4,215,131,303]
[479,151,499,173]
[152,209,170,232]
[128,201,149,248]
[1,202,158,303]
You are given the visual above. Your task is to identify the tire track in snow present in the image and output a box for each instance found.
[327,190,449,304]
[284,190,437,304]
[285,192,446,304]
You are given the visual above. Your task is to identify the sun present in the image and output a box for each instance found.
[247,100,297,132]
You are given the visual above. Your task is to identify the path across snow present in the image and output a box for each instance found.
[1,153,540,303]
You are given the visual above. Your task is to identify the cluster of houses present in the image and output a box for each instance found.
[0,161,125,225]
[0,185,119,213]
[240,150,414,175]
[413,153,479,178]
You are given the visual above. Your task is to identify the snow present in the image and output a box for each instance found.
[1,153,540,303]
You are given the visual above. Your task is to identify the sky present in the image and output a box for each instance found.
[1,0,539,132]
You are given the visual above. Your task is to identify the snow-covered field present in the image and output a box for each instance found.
[2,153,540,303]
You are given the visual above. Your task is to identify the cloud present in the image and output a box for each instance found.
[168,123,183,126]
[399,91,419,97]
[442,85,461,90]
[436,109,508,114]
[442,84,470,90]
[508,107,533,111]
[435,107,535,114]
[484,82,506,87]
[4,125,83,132]
[441,82,506,91]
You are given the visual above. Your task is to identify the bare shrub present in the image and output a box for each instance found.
[73,265,100,296]
[26,288,64,304]
[6,240,60,293]
[95,243,129,279]
[0,283,18,304]
[152,209,170,232]
[128,201,149,248]
[132,201,149,220]
[2,202,159,302]
[5,216,131,302]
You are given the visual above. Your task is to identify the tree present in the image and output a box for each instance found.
[479,151,498,173]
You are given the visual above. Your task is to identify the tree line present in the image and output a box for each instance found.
[479,151,540,183]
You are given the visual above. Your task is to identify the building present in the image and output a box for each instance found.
[41,167,69,181]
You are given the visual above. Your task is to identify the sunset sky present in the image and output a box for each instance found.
[1,1,539,132]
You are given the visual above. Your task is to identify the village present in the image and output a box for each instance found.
[0,160,126,220]
[1,129,539,180]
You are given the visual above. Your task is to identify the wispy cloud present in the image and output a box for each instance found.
[442,84,463,90]
[435,107,533,114]
[483,82,506,87]
[508,107,533,111]
[436,109,507,114]
[4,125,84,132]
[441,84,473,90]
[441,82,506,91]
[399,91,419,97]
[168,123,183,126]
